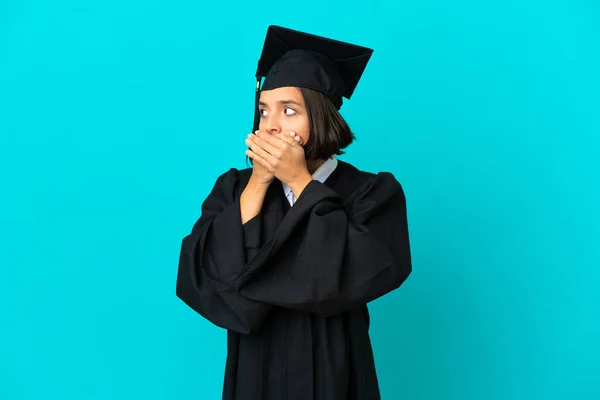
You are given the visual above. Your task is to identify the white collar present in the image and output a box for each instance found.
[282,157,338,197]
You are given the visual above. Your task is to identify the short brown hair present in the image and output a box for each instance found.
[299,88,355,160]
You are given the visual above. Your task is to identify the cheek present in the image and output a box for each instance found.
[257,115,268,130]
[292,116,310,144]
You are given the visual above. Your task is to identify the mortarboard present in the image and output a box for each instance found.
[253,25,374,131]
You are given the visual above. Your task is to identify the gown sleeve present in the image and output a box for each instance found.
[232,172,412,317]
[176,169,272,334]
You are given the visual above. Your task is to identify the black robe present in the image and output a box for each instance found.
[177,160,412,400]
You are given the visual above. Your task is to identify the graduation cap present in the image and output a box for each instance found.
[253,25,374,131]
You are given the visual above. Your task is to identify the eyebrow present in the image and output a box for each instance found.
[258,100,303,107]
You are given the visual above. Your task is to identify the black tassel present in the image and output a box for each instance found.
[252,75,261,132]
[247,75,262,167]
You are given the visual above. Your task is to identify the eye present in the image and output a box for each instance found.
[259,109,268,118]
[284,107,296,115]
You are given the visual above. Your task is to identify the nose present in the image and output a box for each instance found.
[263,114,282,134]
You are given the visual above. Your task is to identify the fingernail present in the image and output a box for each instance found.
[290,131,295,136]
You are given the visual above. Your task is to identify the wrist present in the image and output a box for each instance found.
[241,177,269,224]
[247,175,272,192]
[288,171,313,199]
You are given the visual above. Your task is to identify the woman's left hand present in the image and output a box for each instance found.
[246,130,312,189]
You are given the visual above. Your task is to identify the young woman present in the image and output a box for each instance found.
[177,25,412,400]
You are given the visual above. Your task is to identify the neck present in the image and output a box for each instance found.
[306,159,326,175]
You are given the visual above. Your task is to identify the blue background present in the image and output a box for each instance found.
[1,1,599,399]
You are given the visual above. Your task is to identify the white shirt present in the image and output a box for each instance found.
[282,157,338,206]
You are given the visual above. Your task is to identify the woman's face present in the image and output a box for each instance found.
[258,86,309,146]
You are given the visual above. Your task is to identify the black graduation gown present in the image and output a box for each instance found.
[176,160,412,400]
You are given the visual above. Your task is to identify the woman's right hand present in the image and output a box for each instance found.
[247,130,275,186]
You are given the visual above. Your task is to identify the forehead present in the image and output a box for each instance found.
[259,86,304,105]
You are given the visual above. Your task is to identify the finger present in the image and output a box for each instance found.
[288,131,303,145]
[255,132,296,153]
[246,149,272,171]
[279,131,304,149]
[255,130,285,149]
[289,132,304,147]
[246,136,277,164]
[251,132,282,156]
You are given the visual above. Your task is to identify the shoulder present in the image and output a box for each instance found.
[331,160,374,194]
[337,160,402,189]
[336,160,405,204]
